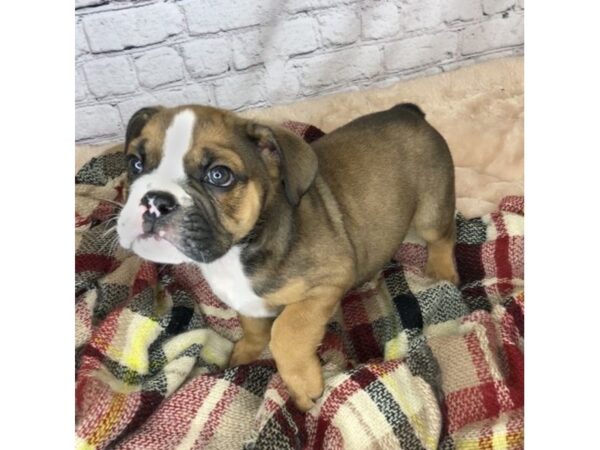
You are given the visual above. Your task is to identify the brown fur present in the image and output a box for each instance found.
[123,103,458,411]
[220,180,263,241]
[229,315,274,367]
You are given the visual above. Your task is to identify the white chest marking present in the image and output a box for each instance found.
[197,246,278,318]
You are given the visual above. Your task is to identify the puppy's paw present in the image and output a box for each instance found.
[280,356,324,412]
[228,338,265,367]
[425,260,460,285]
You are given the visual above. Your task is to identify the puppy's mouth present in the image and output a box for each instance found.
[136,229,170,243]
[139,217,176,242]
[132,205,179,245]
[119,206,231,265]
[123,219,187,264]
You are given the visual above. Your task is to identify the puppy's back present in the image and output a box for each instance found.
[310,104,454,281]
[312,103,452,197]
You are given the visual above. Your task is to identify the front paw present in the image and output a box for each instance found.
[229,338,265,367]
[279,356,324,412]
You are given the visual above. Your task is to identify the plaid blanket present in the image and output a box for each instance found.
[75,122,524,450]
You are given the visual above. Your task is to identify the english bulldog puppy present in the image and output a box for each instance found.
[117,103,458,411]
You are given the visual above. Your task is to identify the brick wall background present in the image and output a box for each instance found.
[75,0,524,144]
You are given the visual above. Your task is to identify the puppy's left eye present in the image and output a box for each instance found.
[205,165,235,187]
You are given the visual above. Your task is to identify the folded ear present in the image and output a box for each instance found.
[124,107,162,151]
[247,122,318,207]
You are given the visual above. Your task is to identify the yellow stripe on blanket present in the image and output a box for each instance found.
[456,432,514,450]
[107,312,163,374]
[84,393,127,449]
[75,436,95,450]
[123,316,162,372]
[162,328,233,369]
[380,367,441,450]
[453,411,523,449]
[384,332,409,361]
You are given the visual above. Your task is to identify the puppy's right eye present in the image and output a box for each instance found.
[204,165,235,187]
[128,155,144,175]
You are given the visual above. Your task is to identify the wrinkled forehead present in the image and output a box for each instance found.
[127,106,246,173]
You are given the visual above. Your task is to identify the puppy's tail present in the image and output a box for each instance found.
[392,103,426,118]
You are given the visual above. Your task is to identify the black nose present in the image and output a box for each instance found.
[141,191,178,218]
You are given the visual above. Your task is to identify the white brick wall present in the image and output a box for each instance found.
[75,0,524,143]
[362,2,400,40]
[82,4,184,52]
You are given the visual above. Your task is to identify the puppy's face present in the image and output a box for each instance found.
[117,105,317,265]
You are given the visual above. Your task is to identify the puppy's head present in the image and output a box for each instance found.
[117,105,318,264]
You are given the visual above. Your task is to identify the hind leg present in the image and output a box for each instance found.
[414,197,459,285]
[422,225,459,284]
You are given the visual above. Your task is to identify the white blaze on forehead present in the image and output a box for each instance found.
[117,108,197,259]
[158,109,196,179]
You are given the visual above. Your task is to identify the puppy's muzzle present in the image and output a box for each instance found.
[141,191,178,234]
